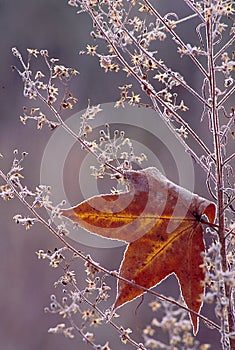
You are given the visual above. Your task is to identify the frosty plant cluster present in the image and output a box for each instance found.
[1,1,235,349]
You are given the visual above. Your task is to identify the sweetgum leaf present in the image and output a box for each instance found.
[61,167,216,334]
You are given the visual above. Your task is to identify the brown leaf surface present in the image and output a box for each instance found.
[61,167,216,334]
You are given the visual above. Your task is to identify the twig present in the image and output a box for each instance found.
[118,17,209,108]
[84,4,214,168]
[222,153,235,167]
[214,34,235,61]
[183,0,205,23]
[206,14,235,348]
[143,0,209,78]
[217,84,235,108]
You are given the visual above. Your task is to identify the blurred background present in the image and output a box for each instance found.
[0,0,227,349]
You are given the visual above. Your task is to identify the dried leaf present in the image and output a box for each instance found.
[62,167,216,334]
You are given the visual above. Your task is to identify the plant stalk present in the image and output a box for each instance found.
[206,12,235,349]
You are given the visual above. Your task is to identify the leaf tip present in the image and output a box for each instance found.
[203,202,216,223]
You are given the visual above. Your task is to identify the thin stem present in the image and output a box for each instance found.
[222,153,235,167]
[183,0,206,23]
[70,281,148,350]
[214,34,235,61]
[143,0,209,78]
[159,12,200,30]
[220,113,235,144]
[86,5,214,167]
[150,96,216,183]
[13,49,125,178]
[118,19,209,108]
[222,196,235,214]
[69,319,99,349]
[200,218,235,238]
[217,84,235,108]
[206,14,235,348]
[35,90,124,177]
